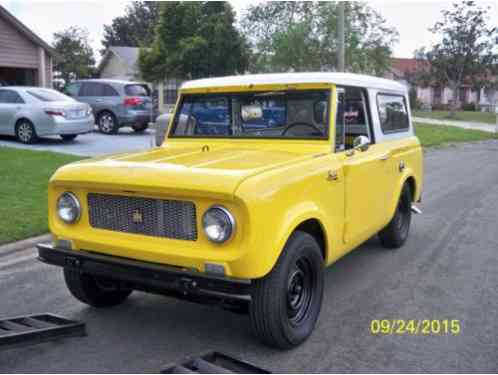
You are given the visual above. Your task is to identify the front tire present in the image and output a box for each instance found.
[63,268,132,308]
[97,111,119,134]
[378,183,412,249]
[250,231,324,349]
[15,120,38,144]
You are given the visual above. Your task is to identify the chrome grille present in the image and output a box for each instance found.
[87,193,197,241]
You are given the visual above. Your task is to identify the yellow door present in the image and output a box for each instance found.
[339,143,393,244]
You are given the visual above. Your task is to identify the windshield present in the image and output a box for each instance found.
[27,88,73,102]
[170,90,330,139]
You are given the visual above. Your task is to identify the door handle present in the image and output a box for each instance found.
[379,153,390,161]
[95,99,104,103]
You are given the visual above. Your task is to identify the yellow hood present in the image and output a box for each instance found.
[50,145,316,199]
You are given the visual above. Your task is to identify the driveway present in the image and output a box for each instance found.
[1,141,498,373]
[0,128,156,157]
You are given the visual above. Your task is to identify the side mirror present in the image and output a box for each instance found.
[352,135,371,153]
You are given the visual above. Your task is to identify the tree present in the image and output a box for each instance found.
[241,2,398,75]
[53,27,96,90]
[101,2,160,53]
[138,2,249,82]
[415,1,497,116]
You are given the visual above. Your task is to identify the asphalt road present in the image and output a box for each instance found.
[1,141,498,373]
[0,128,155,157]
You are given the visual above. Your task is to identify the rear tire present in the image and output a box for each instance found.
[250,231,324,349]
[132,122,148,132]
[63,268,132,308]
[15,120,38,144]
[379,184,412,249]
[60,134,78,142]
[97,111,119,134]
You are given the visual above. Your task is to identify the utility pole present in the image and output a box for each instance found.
[337,2,345,72]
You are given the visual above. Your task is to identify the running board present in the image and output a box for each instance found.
[161,351,270,373]
[0,313,86,350]
[411,205,422,214]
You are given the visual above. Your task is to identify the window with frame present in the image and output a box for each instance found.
[79,82,100,97]
[377,94,409,133]
[0,90,24,104]
[65,82,81,97]
[101,84,119,97]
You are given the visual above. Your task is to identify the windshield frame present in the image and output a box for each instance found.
[168,88,333,141]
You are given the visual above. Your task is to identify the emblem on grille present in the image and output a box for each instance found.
[132,209,143,224]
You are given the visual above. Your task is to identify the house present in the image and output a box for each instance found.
[0,5,56,87]
[98,46,180,112]
[386,57,497,111]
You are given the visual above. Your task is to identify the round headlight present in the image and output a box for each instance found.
[202,206,235,243]
[57,192,81,224]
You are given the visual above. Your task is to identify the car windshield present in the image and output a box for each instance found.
[27,88,72,102]
[170,90,330,139]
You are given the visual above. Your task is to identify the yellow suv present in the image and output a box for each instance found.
[38,73,423,349]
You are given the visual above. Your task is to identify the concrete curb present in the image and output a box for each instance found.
[0,233,52,258]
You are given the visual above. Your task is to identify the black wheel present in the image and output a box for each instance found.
[15,120,38,144]
[379,183,412,249]
[60,134,78,142]
[63,268,132,308]
[250,231,324,349]
[97,111,119,134]
[132,122,148,132]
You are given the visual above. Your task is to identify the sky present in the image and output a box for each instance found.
[2,0,498,63]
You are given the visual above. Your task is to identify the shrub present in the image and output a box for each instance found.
[462,102,477,111]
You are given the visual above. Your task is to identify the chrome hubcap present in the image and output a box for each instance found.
[100,115,114,132]
[18,123,32,142]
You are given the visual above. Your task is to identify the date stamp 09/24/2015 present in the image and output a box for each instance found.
[370,319,461,336]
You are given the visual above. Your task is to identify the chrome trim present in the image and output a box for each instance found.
[57,192,81,224]
[411,205,422,214]
[203,205,236,244]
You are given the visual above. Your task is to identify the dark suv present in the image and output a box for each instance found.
[64,79,156,134]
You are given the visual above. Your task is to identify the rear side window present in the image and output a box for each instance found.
[101,84,119,97]
[377,94,409,133]
[0,89,24,103]
[27,89,70,102]
[125,84,150,96]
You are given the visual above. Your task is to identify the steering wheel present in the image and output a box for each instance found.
[281,122,324,137]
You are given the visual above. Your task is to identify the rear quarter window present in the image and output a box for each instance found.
[377,94,409,133]
[125,84,150,96]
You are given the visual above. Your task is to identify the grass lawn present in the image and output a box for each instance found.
[413,110,496,125]
[414,122,498,148]
[0,147,81,245]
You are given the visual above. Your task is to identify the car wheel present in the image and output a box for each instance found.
[132,122,148,132]
[379,183,412,249]
[60,134,78,142]
[63,268,132,308]
[15,120,38,144]
[97,111,119,134]
[250,231,324,349]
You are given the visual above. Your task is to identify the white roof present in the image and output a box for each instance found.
[181,72,406,92]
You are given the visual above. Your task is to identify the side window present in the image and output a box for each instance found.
[65,82,81,97]
[377,94,409,133]
[0,90,24,104]
[79,82,100,97]
[102,84,119,97]
[336,87,371,150]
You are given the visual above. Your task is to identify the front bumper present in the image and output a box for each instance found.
[37,243,251,305]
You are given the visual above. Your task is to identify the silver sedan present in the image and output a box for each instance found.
[0,87,94,144]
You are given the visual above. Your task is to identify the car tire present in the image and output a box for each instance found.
[63,268,132,308]
[97,111,119,134]
[250,231,324,349]
[132,122,148,132]
[379,183,412,249]
[15,120,38,144]
[60,134,78,142]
